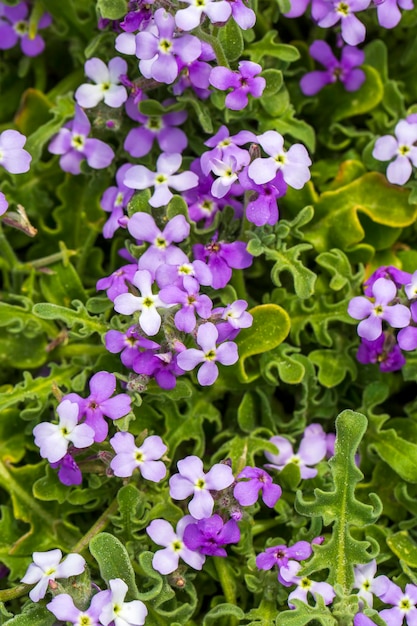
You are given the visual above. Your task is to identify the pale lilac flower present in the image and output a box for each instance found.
[155,258,212,289]
[226,0,256,28]
[213,299,253,341]
[33,400,95,464]
[300,41,365,95]
[177,322,238,386]
[398,303,417,352]
[200,125,256,176]
[209,61,265,110]
[48,105,114,175]
[373,120,417,185]
[21,550,86,602]
[110,432,167,480]
[264,424,327,479]
[0,2,52,57]
[379,581,417,626]
[315,0,371,46]
[348,277,411,341]
[75,57,128,108]
[64,371,131,443]
[175,0,232,30]
[100,164,134,239]
[0,192,8,216]
[375,0,413,28]
[113,269,169,336]
[353,560,389,608]
[47,591,110,626]
[209,153,248,198]
[100,578,147,626]
[233,467,282,507]
[160,276,213,333]
[248,130,312,188]
[124,108,188,158]
[124,153,198,208]
[364,266,411,297]
[173,42,215,98]
[169,455,234,519]
[281,560,336,608]
[0,129,32,174]
[354,615,379,626]
[147,516,205,574]
[183,514,240,556]
[256,541,313,583]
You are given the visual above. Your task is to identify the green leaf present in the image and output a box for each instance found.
[235,304,291,382]
[218,19,244,62]
[267,242,316,299]
[296,410,382,592]
[276,597,337,626]
[89,532,140,599]
[203,604,244,625]
[261,69,283,97]
[97,0,128,20]
[247,31,300,63]
[330,66,383,122]
[39,261,87,306]
[32,300,107,338]
[309,347,357,387]
[387,531,417,567]
[237,392,256,433]
[3,605,55,626]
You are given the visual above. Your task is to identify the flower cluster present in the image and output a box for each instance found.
[348,265,417,371]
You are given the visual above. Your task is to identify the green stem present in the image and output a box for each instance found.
[213,557,238,623]
[195,28,230,68]
[0,584,31,603]
[71,497,119,554]
[230,269,248,301]
[0,222,18,270]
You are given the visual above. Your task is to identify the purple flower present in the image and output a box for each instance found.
[64,371,131,443]
[209,61,266,111]
[373,120,417,185]
[0,129,32,174]
[357,332,406,372]
[47,591,110,626]
[256,541,313,583]
[21,550,86,602]
[160,276,213,333]
[116,9,201,85]
[176,322,238,386]
[183,514,240,556]
[100,578,147,626]
[0,192,8,216]
[105,326,159,369]
[100,164,134,239]
[147,516,205,574]
[113,269,169,336]
[375,0,413,28]
[110,432,167,481]
[175,0,232,30]
[379,581,417,626]
[75,57,128,108]
[213,299,253,341]
[364,266,411,297]
[280,560,336,608]
[353,560,389,608]
[264,424,327,479]
[239,167,287,227]
[233,467,282,507]
[50,452,83,487]
[155,257,212,289]
[33,400,95,464]
[226,0,256,28]
[315,0,371,46]
[348,277,411,341]
[124,107,188,158]
[248,130,312,189]
[0,2,52,57]
[96,263,137,302]
[48,105,114,175]
[200,125,256,176]
[354,615,379,626]
[300,41,365,95]
[124,153,198,208]
[169,455,234,519]
[193,236,253,289]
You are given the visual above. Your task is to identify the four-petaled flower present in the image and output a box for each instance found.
[110,432,167,481]
[147,516,205,574]
[21,549,86,602]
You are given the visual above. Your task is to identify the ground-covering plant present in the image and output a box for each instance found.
[2,0,417,624]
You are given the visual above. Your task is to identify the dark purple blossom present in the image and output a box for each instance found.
[173,42,215,99]
[183,514,240,556]
[0,1,52,57]
[209,61,266,110]
[193,236,253,289]
[233,467,282,507]
[105,326,159,369]
[300,41,365,95]
[348,277,410,341]
[160,276,213,333]
[357,332,406,372]
[256,540,313,583]
[48,105,114,175]
[239,167,287,226]
[50,452,83,486]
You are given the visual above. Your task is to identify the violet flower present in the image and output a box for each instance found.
[64,371,132,443]
[193,236,253,289]
[264,424,327,479]
[200,125,256,176]
[75,57,128,108]
[21,550,86,602]
[159,276,213,333]
[100,164,134,239]
[300,41,365,95]
[175,0,232,30]
[373,120,417,185]
[0,129,32,174]
[379,581,417,626]
[183,514,240,556]
[47,591,111,626]
[124,153,198,208]
[280,560,336,608]
[0,1,52,56]
[48,105,115,175]
[110,432,167,481]
[248,130,312,189]
[147,516,205,574]
[169,455,234,519]
[226,0,256,28]
[314,0,371,46]
[239,167,287,227]
[353,560,389,608]
[176,322,238,386]
[364,266,411,297]
[209,61,266,111]
[96,263,138,303]
[124,108,188,158]
[100,578,147,626]
[375,0,413,28]
[105,326,159,369]
[33,400,95,464]
[50,452,83,487]
[256,541,313,584]
[348,277,410,341]
[357,332,405,372]
[0,192,8,216]
[234,467,282,507]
